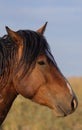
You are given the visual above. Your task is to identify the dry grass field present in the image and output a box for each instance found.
[0,77,82,130]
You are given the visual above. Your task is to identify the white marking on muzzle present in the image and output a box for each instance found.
[67,82,73,95]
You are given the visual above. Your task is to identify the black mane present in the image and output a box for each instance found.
[0,30,55,80]
[0,35,17,75]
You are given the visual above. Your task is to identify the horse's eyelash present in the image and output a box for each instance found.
[37,61,45,65]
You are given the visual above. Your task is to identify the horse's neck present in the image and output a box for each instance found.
[0,82,17,125]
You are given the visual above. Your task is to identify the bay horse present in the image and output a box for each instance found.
[0,22,78,125]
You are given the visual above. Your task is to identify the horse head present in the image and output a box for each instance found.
[6,23,78,117]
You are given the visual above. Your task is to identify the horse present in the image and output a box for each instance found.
[0,22,78,125]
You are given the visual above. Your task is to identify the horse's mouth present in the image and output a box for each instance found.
[53,105,68,117]
[53,104,75,117]
[57,105,67,117]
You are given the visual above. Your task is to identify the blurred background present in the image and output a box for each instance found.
[0,0,82,130]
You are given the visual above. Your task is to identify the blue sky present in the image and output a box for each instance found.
[0,0,82,77]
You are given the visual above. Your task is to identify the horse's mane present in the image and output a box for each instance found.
[0,30,55,81]
[0,35,17,75]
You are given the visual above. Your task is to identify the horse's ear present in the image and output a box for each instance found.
[36,22,48,34]
[6,26,23,46]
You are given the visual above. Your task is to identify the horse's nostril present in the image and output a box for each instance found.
[71,98,78,110]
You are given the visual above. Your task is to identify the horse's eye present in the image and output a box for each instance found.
[38,61,45,65]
